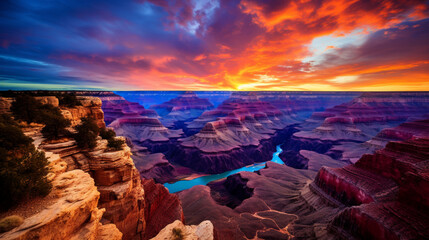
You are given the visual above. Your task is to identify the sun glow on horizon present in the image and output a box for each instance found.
[0,0,428,91]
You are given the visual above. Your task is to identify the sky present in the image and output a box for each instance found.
[1,0,429,91]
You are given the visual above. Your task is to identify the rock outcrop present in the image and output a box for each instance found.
[312,137,429,239]
[0,136,122,240]
[151,220,214,240]
[142,179,185,239]
[39,106,145,239]
[61,96,105,128]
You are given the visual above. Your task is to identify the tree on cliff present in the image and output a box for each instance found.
[10,95,71,139]
[0,114,51,211]
[39,104,71,139]
[10,95,43,123]
[58,93,82,108]
[73,117,100,149]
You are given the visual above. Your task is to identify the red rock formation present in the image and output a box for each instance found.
[313,136,429,239]
[141,179,184,239]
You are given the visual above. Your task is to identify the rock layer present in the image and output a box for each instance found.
[142,179,185,239]
[313,136,429,239]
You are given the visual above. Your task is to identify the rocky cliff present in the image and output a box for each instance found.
[0,93,217,240]
[0,127,122,240]
[313,136,429,239]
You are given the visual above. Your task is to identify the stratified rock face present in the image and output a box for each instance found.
[41,136,146,240]
[101,97,159,126]
[35,97,146,240]
[312,136,429,239]
[0,166,121,240]
[151,220,214,240]
[61,96,105,128]
[110,117,183,144]
[150,91,214,127]
[142,179,184,240]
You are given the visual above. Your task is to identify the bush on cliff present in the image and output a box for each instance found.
[10,95,43,123]
[73,117,100,149]
[100,127,116,140]
[0,114,51,211]
[107,137,125,151]
[10,95,71,139]
[172,228,184,240]
[58,93,81,108]
[0,215,24,233]
[39,104,71,139]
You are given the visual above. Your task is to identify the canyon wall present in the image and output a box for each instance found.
[0,95,193,240]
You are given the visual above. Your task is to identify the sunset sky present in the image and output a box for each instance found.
[1,0,429,91]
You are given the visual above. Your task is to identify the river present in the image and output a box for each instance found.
[164,145,284,193]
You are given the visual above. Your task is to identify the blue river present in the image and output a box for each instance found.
[164,145,284,193]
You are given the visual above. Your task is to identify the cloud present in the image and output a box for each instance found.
[0,0,428,90]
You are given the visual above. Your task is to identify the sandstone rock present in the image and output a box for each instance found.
[0,170,104,240]
[0,97,12,114]
[35,96,59,107]
[96,224,123,240]
[151,220,214,240]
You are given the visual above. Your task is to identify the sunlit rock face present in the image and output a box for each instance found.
[0,130,122,240]
[151,220,214,240]
[38,98,146,240]
[61,96,105,128]
[150,91,214,128]
[0,169,122,240]
[313,136,429,239]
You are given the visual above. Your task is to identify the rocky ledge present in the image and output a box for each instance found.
[0,148,121,240]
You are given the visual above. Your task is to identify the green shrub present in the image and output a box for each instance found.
[172,228,184,240]
[39,104,71,139]
[10,95,43,123]
[0,116,51,211]
[107,138,125,151]
[0,114,32,150]
[10,95,71,139]
[73,117,100,149]
[0,215,24,233]
[58,93,81,108]
[100,128,116,140]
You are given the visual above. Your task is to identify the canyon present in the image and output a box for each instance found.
[1,91,428,240]
[0,95,212,240]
